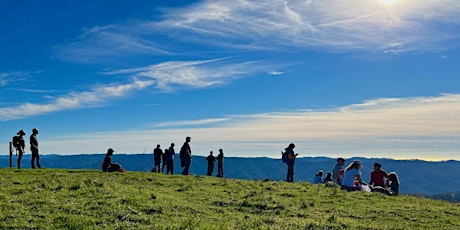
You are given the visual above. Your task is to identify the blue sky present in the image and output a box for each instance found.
[1,0,460,160]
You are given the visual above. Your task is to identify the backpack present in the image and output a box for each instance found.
[281,151,288,164]
[12,136,21,149]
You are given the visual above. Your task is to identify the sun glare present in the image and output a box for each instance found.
[378,0,399,5]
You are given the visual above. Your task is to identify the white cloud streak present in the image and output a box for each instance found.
[0,59,267,121]
[29,94,460,160]
[0,79,154,121]
[104,59,266,91]
[155,0,460,52]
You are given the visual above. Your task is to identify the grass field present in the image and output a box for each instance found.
[0,168,459,229]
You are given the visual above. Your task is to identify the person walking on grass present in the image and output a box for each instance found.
[30,128,41,169]
[216,148,224,178]
[180,136,192,175]
[206,151,216,176]
[101,148,125,172]
[152,144,163,173]
[285,143,298,182]
[167,143,175,174]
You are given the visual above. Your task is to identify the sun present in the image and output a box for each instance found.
[377,0,399,5]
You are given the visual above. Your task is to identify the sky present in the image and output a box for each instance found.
[1,0,460,161]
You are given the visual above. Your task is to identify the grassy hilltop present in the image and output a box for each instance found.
[0,169,459,229]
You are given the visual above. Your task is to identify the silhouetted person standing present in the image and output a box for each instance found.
[180,136,192,175]
[13,130,26,169]
[206,151,216,176]
[153,144,163,173]
[167,143,175,174]
[162,148,168,173]
[285,143,298,182]
[216,148,224,178]
[30,128,41,169]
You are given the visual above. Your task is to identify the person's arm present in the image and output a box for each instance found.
[356,173,367,185]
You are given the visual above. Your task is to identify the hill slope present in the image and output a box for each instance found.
[3,154,459,195]
[0,168,459,229]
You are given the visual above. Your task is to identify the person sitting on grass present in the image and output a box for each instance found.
[341,160,367,191]
[386,172,400,196]
[102,148,125,172]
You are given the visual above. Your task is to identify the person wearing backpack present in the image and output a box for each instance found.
[30,128,41,169]
[285,143,298,182]
[13,130,26,169]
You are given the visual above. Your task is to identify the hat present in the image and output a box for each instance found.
[107,148,115,153]
[17,130,26,135]
[337,157,345,162]
[288,143,295,148]
[186,136,191,140]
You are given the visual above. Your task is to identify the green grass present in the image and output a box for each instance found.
[0,168,459,229]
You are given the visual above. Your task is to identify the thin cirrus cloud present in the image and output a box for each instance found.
[104,59,266,91]
[36,94,460,160]
[155,0,460,52]
[0,59,267,121]
[0,79,153,121]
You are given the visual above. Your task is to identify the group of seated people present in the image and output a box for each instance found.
[315,159,399,195]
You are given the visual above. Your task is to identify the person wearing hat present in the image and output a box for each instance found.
[101,148,125,172]
[332,157,346,185]
[369,162,388,188]
[341,160,367,191]
[180,136,192,175]
[30,128,41,169]
[216,148,224,178]
[13,130,26,169]
[285,143,299,182]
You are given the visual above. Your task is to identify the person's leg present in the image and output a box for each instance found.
[17,150,23,169]
[31,150,36,169]
[36,150,41,168]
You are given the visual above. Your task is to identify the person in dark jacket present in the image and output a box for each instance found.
[102,148,125,172]
[206,151,216,176]
[30,128,41,169]
[152,144,163,173]
[166,143,175,174]
[14,130,26,169]
[285,143,298,182]
[180,136,192,175]
[161,148,168,173]
[216,148,224,178]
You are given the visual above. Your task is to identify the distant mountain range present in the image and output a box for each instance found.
[1,154,459,196]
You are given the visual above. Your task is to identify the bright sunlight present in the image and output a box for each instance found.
[378,0,399,5]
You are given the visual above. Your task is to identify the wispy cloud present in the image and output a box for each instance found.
[0,72,29,87]
[0,79,154,121]
[0,59,268,121]
[104,59,267,91]
[33,94,460,160]
[152,118,229,128]
[53,25,173,63]
[155,0,460,52]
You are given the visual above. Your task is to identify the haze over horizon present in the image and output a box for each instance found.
[1,0,459,161]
